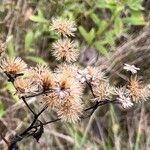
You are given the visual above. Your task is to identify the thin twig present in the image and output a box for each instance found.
[22,89,53,99]
[0,133,10,148]
[86,81,96,98]
[21,96,36,116]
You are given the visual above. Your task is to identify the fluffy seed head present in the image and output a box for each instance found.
[43,74,83,110]
[51,17,76,37]
[57,99,83,123]
[30,65,55,90]
[93,81,112,101]
[0,57,27,75]
[128,76,150,102]
[52,38,79,63]
[14,77,38,96]
[56,74,83,102]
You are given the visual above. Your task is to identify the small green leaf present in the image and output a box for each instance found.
[26,56,47,65]
[78,26,95,45]
[97,20,107,35]
[123,11,145,25]
[25,30,34,50]
[114,17,123,35]
[94,41,108,57]
[127,0,144,11]
[30,10,48,23]
[90,13,100,26]
[105,31,115,45]
[30,15,48,23]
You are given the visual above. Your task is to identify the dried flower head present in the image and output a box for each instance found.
[128,76,150,102]
[43,74,83,111]
[114,87,134,109]
[93,81,112,101]
[55,74,83,101]
[0,40,5,56]
[77,66,106,84]
[52,38,79,63]
[123,64,140,74]
[0,57,27,75]
[51,17,76,37]
[57,99,83,123]
[14,77,38,96]
[30,65,55,91]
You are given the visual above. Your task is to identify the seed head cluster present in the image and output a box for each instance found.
[0,18,150,123]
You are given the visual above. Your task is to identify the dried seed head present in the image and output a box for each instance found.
[51,17,76,37]
[0,40,5,56]
[0,57,27,75]
[30,65,55,90]
[52,38,79,63]
[57,99,83,123]
[128,76,150,102]
[56,74,83,102]
[43,74,83,111]
[93,81,112,101]
[114,87,134,109]
[14,77,38,96]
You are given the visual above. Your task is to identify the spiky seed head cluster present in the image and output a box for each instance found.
[0,56,27,75]
[128,76,150,102]
[1,17,150,124]
[51,17,76,37]
[51,17,79,63]
[55,76,83,122]
[43,74,83,122]
[52,38,79,63]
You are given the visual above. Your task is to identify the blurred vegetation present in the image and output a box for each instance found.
[0,0,150,149]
